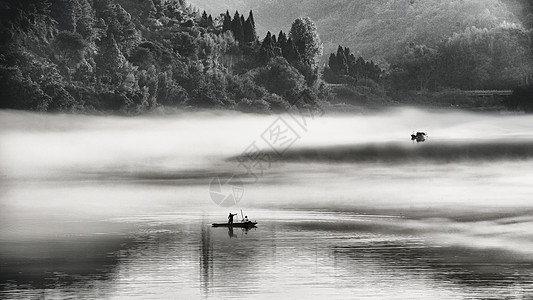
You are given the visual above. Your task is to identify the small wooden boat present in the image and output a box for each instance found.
[212,221,257,228]
[411,131,427,142]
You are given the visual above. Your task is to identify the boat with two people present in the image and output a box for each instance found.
[212,210,257,228]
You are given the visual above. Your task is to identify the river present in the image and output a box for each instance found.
[1,108,533,299]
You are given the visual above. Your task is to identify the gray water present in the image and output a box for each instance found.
[1,108,533,299]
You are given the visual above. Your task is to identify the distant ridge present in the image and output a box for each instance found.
[189,0,526,60]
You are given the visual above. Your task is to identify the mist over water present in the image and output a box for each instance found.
[2,108,533,232]
[2,108,533,176]
[2,108,533,299]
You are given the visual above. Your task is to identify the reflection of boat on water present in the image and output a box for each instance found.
[411,131,428,142]
[212,221,257,228]
[226,225,255,238]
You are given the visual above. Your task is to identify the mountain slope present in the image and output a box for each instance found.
[189,0,525,60]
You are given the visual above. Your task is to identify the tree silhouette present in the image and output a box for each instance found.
[231,11,244,42]
[289,17,323,70]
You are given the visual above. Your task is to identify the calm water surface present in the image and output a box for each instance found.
[3,210,533,299]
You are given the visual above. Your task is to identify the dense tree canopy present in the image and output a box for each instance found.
[0,0,325,113]
[324,45,383,85]
[389,23,533,91]
[289,17,323,70]
[1,0,532,113]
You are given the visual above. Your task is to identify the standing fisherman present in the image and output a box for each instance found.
[228,212,237,224]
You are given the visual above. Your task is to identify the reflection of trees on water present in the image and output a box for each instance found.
[200,225,212,296]
[0,235,127,297]
[332,240,533,294]
[199,223,261,298]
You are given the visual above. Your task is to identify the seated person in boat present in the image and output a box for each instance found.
[242,215,249,223]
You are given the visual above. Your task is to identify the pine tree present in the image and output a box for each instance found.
[243,10,257,44]
[248,10,255,29]
[336,46,348,74]
[222,10,232,32]
[364,61,371,81]
[283,37,300,63]
[344,47,350,61]
[278,31,287,51]
[239,15,246,43]
[95,34,127,86]
[355,56,365,77]
[328,53,338,72]
[199,10,209,28]
[74,0,96,41]
[348,53,357,77]
[260,31,274,60]
[231,11,244,42]
[243,19,255,43]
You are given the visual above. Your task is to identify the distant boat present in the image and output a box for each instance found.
[212,221,257,228]
[411,131,427,142]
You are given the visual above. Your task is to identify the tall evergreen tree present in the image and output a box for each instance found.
[243,19,255,43]
[278,31,287,51]
[74,0,96,40]
[231,11,244,42]
[260,31,274,60]
[347,53,357,77]
[95,34,127,86]
[328,53,338,72]
[222,10,232,32]
[242,11,257,44]
[344,47,350,62]
[283,37,300,63]
[199,10,209,28]
[336,46,348,74]
[355,56,366,77]
[248,10,255,29]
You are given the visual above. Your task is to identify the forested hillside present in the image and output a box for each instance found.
[192,0,532,59]
[0,0,326,112]
[1,0,532,113]
[192,0,533,94]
